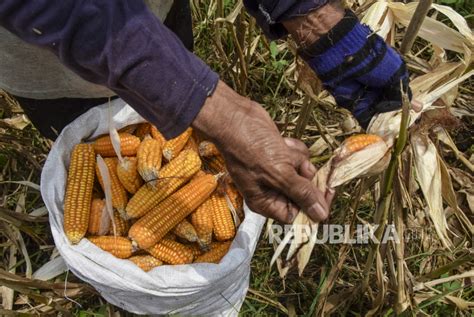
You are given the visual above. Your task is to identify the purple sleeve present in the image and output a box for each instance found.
[244,0,329,39]
[0,0,218,139]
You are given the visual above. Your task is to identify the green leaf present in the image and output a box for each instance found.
[270,41,278,59]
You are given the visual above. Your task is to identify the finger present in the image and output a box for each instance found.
[412,99,422,113]
[287,147,316,180]
[282,170,329,222]
[284,138,310,158]
[325,188,336,207]
[300,160,317,180]
[246,189,299,224]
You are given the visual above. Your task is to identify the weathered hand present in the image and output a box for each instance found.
[193,81,332,223]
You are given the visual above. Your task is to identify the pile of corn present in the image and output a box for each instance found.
[63,123,244,272]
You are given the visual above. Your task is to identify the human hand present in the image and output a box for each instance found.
[193,81,333,223]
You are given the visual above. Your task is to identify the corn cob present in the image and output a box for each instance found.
[137,137,162,187]
[172,219,199,243]
[340,134,383,158]
[88,236,133,259]
[129,173,218,248]
[93,133,140,157]
[96,158,128,214]
[198,141,220,157]
[190,198,214,250]
[135,123,151,139]
[146,239,194,265]
[162,128,192,161]
[129,255,163,272]
[125,150,201,218]
[186,243,204,258]
[64,143,96,244]
[88,198,106,235]
[150,125,166,146]
[117,157,142,194]
[110,211,129,236]
[225,183,244,221]
[183,136,199,152]
[206,155,226,173]
[191,170,207,181]
[210,194,236,241]
[194,241,231,263]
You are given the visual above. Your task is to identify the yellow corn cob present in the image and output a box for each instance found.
[125,150,201,219]
[183,136,199,152]
[191,170,207,181]
[190,198,214,250]
[88,198,106,235]
[225,183,244,221]
[137,137,162,187]
[64,143,96,244]
[88,236,133,259]
[210,194,236,241]
[129,173,218,248]
[117,157,142,194]
[93,133,140,157]
[162,128,192,161]
[135,123,151,139]
[147,239,194,264]
[194,241,231,263]
[150,125,166,146]
[172,219,199,243]
[186,243,204,258]
[129,255,163,272]
[343,134,383,154]
[96,158,128,214]
[198,141,220,157]
[206,155,226,173]
[110,211,129,236]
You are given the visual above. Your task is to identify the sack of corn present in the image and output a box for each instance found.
[40,99,265,316]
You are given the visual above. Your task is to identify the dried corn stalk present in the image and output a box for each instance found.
[272,1,473,277]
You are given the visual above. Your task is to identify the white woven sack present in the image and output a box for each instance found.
[41,99,266,316]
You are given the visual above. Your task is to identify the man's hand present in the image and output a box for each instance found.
[192,81,332,223]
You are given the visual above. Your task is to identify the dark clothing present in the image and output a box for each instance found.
[0,0,217,140]
[15,96,115,139]
[0,0,327,139]
[243,0,329,39]
[11,0,194,140]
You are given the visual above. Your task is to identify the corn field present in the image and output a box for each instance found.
[1,0,473,316]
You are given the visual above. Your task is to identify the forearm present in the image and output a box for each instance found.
[0,0,218,139]
[243,0,331,39]
[281,1,345,47]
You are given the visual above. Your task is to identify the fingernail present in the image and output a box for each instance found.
[287,210,297,223]
[328,188,335,194]
[307,161,317,174]
[309,202,328,221]
[284,138,295,147]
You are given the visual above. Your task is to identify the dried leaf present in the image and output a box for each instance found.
[32,257,67,281]
[388,2,473,53]
[1,115,30,130]
[411,134,452,249]
[96,155,116,236]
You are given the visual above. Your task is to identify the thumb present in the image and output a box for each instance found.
[282,169,329,222]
